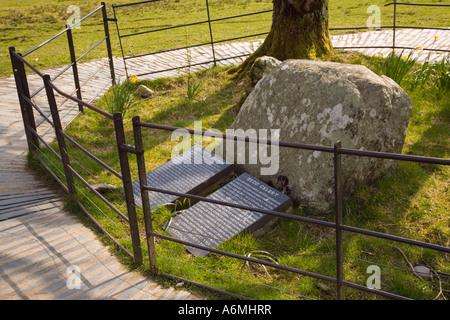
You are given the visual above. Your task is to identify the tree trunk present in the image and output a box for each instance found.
[231,0,334,79]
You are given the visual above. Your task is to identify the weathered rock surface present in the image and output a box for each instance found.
[135,84,155,99]
[229,59,413,213]
[248,56,282,86]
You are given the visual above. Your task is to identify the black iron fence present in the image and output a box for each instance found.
[7,1,450,300]
[112,0,449,78]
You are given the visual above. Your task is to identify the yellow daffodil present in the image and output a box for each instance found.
[434,35,439,40]
[403,55,408,60]
[416,46,423,50]
[130,76,138,83]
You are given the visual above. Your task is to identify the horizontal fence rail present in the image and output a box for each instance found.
[141,185,450,254]
[385,2,450,7]
[134,121,450,166]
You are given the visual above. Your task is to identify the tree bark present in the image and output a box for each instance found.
[231,0,334,79]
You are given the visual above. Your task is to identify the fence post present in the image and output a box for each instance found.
[112,5,129,79]
[66,27,84,112]
[101,2,116,85]
[392,0,397,50]
[334,140,344,300]
[113,112,143,265]
[43,75,76,196]
[132,116,157,274]
[205,0,217,66]
[9,47,39,152]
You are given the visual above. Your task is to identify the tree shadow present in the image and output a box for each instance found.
[343,92,449,224]
[141,68,241,132]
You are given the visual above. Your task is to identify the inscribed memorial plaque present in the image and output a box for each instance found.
[165,173,292,257]
[131,145,233,210]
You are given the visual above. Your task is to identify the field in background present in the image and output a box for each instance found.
[1,0,449,77]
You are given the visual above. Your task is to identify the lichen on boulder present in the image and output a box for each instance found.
[228,58,413,213]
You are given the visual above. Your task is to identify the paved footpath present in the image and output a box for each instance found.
[0,28,448,300]
[332,28,448,63]
[118,28,449,81]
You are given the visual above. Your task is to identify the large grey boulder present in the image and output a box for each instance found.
[248,56,282,86]
[228,59,413,213]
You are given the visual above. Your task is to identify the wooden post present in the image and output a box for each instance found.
[9,47,39,152]
[132,115,157,274]
[334,140,344,300]
[113,112,143,265]
[101,2,116,85]
[66,27,84,112]
[43,75,76,196]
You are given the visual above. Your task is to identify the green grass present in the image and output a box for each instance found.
[100,77,138,117]
[1,0,449,77]
[381,50,418,86]
[28,50,449,300]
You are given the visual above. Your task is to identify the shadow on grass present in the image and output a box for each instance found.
[144,80,240,131]
[343,90,448,226]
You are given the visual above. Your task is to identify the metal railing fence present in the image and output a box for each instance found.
[21,3,116,113]
[111,0,273,78]
[8,3,144,265]
[334,1,450,52]
[112,0,449,78]
[131,118,450,300]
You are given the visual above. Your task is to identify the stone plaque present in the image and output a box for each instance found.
[131,145,233,210]
[165,173,292,257]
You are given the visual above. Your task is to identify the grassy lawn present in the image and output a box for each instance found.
[1,0,449,77]
[28,49,449,299]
